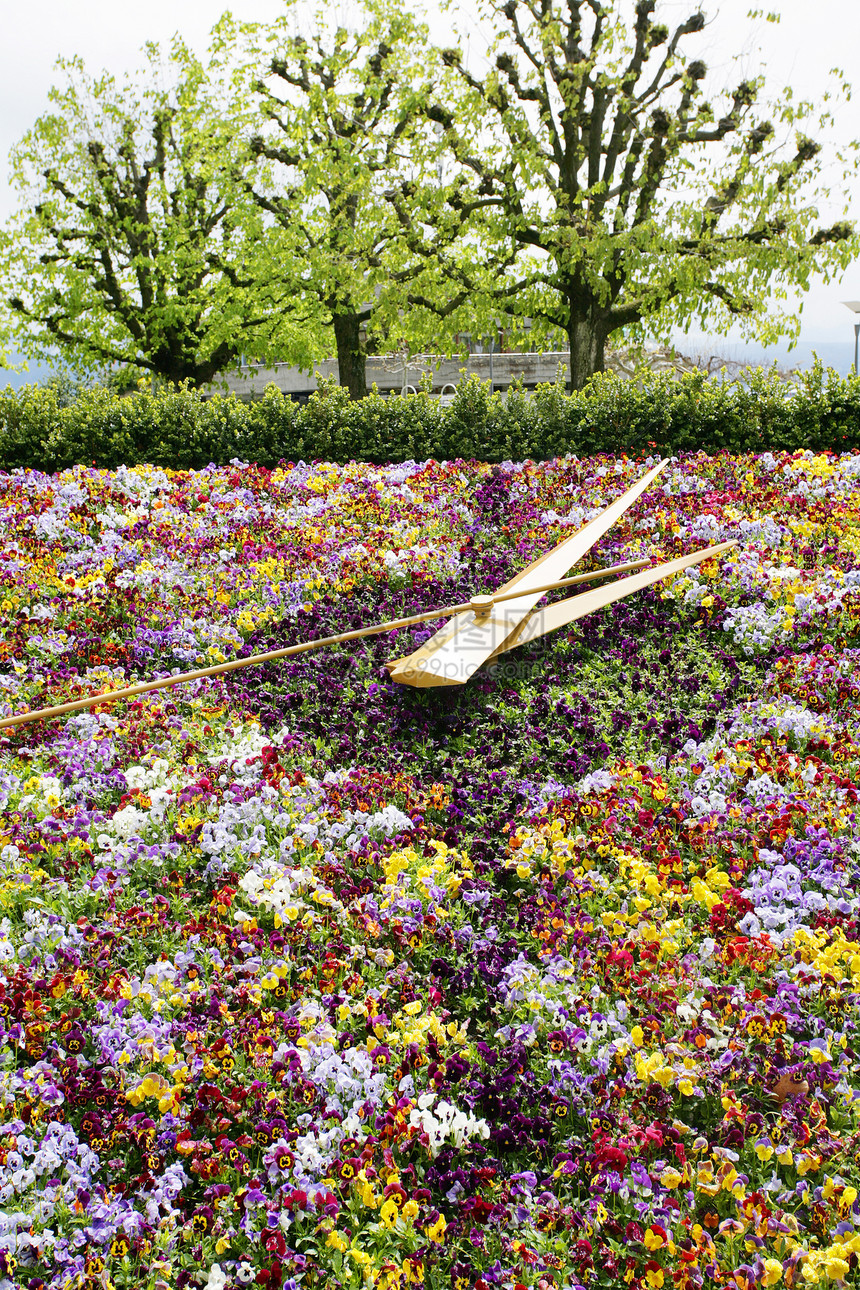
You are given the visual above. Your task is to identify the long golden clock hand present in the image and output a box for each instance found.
[0,558,647,731]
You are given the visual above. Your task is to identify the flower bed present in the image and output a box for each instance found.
[1,450,859,1290]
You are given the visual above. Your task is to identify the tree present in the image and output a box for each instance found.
[426,1,859,387]
[221,0,459,400]
[0,42,313,388]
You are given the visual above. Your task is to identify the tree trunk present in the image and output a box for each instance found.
[152,339,237,389]
[567,312,609,390]
[332,312,368,400]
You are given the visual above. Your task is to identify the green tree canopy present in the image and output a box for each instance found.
[0,41,314,388]
[219,0,505,399]
[426,0,860,387]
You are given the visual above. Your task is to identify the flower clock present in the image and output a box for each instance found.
[0,450,859,1290]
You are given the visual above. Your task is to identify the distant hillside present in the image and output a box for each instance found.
[677,338,855,377]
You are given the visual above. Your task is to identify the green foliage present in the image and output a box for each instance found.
[0,384,63,472]
[3,362,859,473]
[219,0,451,400]
[0,42,312,387]
[2,0,857,400]
[424,0,860,385]
[438,374,500,460]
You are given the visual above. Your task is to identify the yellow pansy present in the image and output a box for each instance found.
[426,1215,447,1244]
[761,1259,782,1286]
[379,1199,400,1229]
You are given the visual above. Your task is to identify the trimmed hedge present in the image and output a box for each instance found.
[2,362,859,472]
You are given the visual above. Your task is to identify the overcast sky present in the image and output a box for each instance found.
[1,0,858,371]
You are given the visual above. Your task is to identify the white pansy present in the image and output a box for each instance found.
[408,1095,490,1156]
[109,805,150,839]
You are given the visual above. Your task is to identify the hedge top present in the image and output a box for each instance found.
[1,363,859,473]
